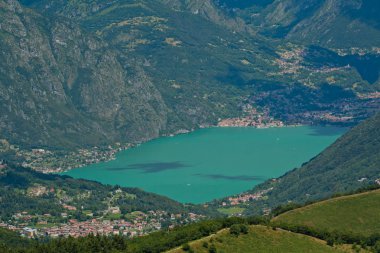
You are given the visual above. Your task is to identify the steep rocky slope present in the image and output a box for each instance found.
[0,0,171,148]
[1,0,246,149]
[216,0,380,48]
[2,0,379,154]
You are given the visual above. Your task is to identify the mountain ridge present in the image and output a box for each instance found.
[215,0,380,48]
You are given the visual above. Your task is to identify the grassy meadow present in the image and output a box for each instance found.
[170,225,344,253]
[272,189,380,237]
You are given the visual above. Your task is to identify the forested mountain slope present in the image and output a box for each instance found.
[0,163,204,220]
[216,0,380,48]
[211,113,380,215]
[0,0,171,148]
[264,112,380,206]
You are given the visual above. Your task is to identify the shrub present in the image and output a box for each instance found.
[240,224,249,234]
[230,224,249,236]
[209,244,217,253]
[230,224,242,236]
[182,243,191,251]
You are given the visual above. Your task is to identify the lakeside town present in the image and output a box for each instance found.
[218,106,288,128]
[0,139,133,174]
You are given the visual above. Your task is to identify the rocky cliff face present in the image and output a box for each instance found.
[0,0,169,148]
[284,0,380,48]
[215,0,380,48]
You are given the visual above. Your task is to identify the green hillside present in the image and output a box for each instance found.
[264,112,380,205]
[170,225,343,253]
[0,228,32,250]
[0,163,212,231]
[1,189,379,252]
[210,113,380,215]
[169,189,380,253]
[273,189,380,237]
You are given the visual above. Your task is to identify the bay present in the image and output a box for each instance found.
[62,126,345,204]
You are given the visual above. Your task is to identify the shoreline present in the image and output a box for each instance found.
[13,121,342,175]
[59,123,333,175]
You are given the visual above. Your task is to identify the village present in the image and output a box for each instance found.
[1,209,204,239]
[249,85,380,127]
[218,106,288,128]
[221,187,274,208]
[0,139,133,174]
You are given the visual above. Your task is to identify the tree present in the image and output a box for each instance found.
[374,241,380,253]
[240,224,249,234]
[209,244,217,253]
[230,224,241,236]
[182,243,191,251]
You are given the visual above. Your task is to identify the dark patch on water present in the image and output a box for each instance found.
[195,174,265,181]
[108,161,190,173]
[308,126,348,137]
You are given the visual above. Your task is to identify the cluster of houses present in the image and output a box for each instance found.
[222,188,274,206]
[41,218,160,238]
[2,209,205,239]
[218,116,284,128]
[18,143,132,174]
[218,107,285,128]
[252,89,380,127]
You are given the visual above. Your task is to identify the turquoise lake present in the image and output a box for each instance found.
[62,126,345,204]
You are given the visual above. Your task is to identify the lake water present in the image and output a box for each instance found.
[62,126,345,204]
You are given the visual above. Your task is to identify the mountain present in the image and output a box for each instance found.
[210,112,380,215]
[216,0,380,49]
[1,0,379,157]
[0,0,270,150]
[0,0,172,149]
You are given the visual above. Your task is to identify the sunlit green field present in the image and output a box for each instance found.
[170,225,343,253]
[273,190,380,236]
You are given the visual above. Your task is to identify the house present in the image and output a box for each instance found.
[22,227,37,238]
[108,207,121,214]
